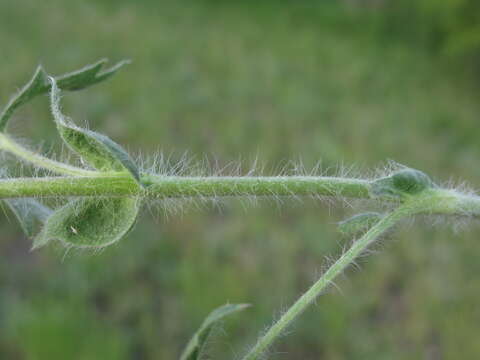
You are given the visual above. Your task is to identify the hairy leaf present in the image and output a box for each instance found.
[56,58,130,91]
[371,168,436,199]
[338,212,382,236]
[33,197,140,249]
[0,59,129,131]
[49,77,141,183]
[5,198,52,238]
[0,66,48,131]
[180,303,250,360]
[0,169,52,238]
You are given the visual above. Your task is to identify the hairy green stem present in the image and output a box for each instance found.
[241,203,419,360]
[0,174,479,216]
[0,175,370,199]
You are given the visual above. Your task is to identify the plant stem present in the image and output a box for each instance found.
[0,175,370,199]
[241,203,418,360]
[1,174,479,217]
[144,174,372,199]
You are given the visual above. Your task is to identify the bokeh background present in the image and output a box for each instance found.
[1,1,480,359]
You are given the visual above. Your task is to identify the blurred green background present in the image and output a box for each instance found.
[1,1,480,359]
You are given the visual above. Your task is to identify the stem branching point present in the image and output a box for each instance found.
[1,61,478,360]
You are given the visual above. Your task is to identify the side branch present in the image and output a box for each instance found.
[241,202,423,360]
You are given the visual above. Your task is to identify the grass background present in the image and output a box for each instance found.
[1,1,480,359]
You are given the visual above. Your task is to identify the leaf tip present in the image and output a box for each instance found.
[31,232,50,251]
[95,59,131,82]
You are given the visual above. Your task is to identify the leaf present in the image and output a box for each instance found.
[0,66,48,131]
[338,212,382,236]
[33,197,140,250]
[371,168,436,199]
[5,198,52,238]
[180,303,250,360]
[56,58,130,91]
[0,169,52,238]
[0,59,129,131]
[49,77,141,183]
